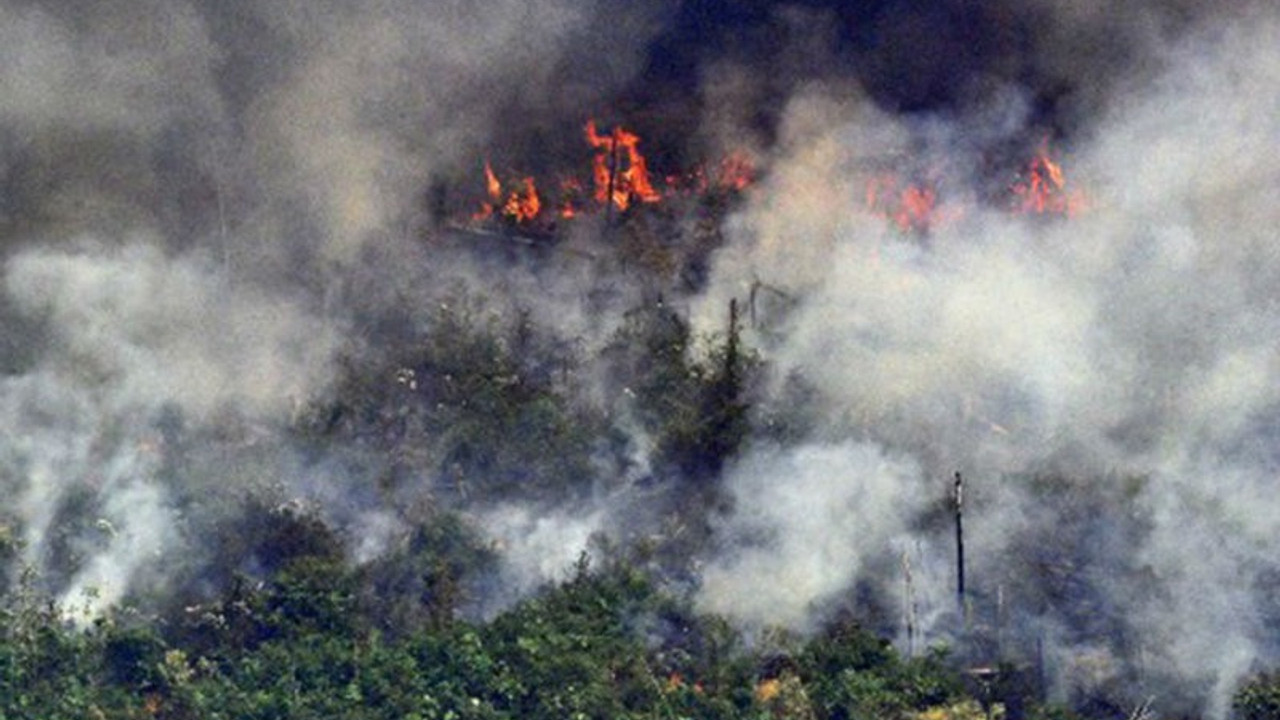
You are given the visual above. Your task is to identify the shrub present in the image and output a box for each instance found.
[1236,672,1280,720]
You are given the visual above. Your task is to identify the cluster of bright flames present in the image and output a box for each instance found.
[471,121,1085,233]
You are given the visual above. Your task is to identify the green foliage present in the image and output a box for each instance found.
[0,585,170,719]
[0,546,1014,720]
[358,511,498,634]
[102,625,167,690]
[262,555,359,639]
[1236,672,1280,720]
[157,499,355,663]
[797,619,963,720]
[673,298,755,483]
[304,291,600,502]
[0,522,19,597]
[481,558,658,719]
[606,296,758,485]
[202,497,346,584]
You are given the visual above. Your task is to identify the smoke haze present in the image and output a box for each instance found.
[1,0,1278,717]
[688,3,1280,716]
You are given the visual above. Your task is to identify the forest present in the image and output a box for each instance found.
[3,1,1280,719]
[3,185,1280,719]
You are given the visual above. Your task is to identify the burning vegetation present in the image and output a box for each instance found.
[466,122,1084,236]
[1009,142,1087,217]
[4,1,1280,719]
[468,120,760,231]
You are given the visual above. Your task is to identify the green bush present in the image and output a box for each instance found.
[1236,672,1280,720]
[798,619,963,720]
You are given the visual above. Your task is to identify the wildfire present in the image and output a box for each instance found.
[465,120,1083,234]
[664,151,757,196]
[470,161,500,221]
[502,177,541,223]
[585,120,663,210]
[664,672,704,695]
[558,177,585,219]
[471,161,545,222]
[471,162,544,224]
[716,151,755,192]
[865,174,955,233]
[467,119,756,229]
[861,141,1085,233]
[1011,141,1086,216]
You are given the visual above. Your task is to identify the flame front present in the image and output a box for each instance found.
[466,120,754,227]
[484,161,501,200]
[502,177,542,223]
[464,120,1083,234]
[471,160,502,220]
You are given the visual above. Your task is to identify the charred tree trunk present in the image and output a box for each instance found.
[605,130,621,227]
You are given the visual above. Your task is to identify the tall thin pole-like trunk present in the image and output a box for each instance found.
[605,129,621,227]
[903,549,917,657]
[955,471,966,622]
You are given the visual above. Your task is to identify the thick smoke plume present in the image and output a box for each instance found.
[0,0,662,615]
[1,0,1278,717]
[690,3,1280,716]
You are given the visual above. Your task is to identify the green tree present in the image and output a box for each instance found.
[300,290,600,503]
[606,296,758,486]
[1236,672,1280,720]
[358,511,497,635]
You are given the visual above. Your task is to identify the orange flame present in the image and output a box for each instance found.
[502,177,541,223]
[896,185,938,231]
[484,160,501,200]
[865,174,949,233]
[1011,142,1086,216]
[471,160,502,220]
[715,151,755,192]
[472,162,542,224]
[559,176,584,218]
[467,121,755,227]
[464,119,1098,236]
[657,152,755,198]
[585,120,663,210]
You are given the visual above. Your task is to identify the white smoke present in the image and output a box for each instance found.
[478,502,608,609]
[0,240,339,616]
[698,442,922,632]
[691,4,1280,715]
[6,243,336,417]
[3,0,1278,714]
[0,0,666,619]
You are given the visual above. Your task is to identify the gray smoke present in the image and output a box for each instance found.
[0,0,663,617]
[691,3,1280,716]
[1,242,338,617]
[698,442,923,632]
[3,0,1279,715]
